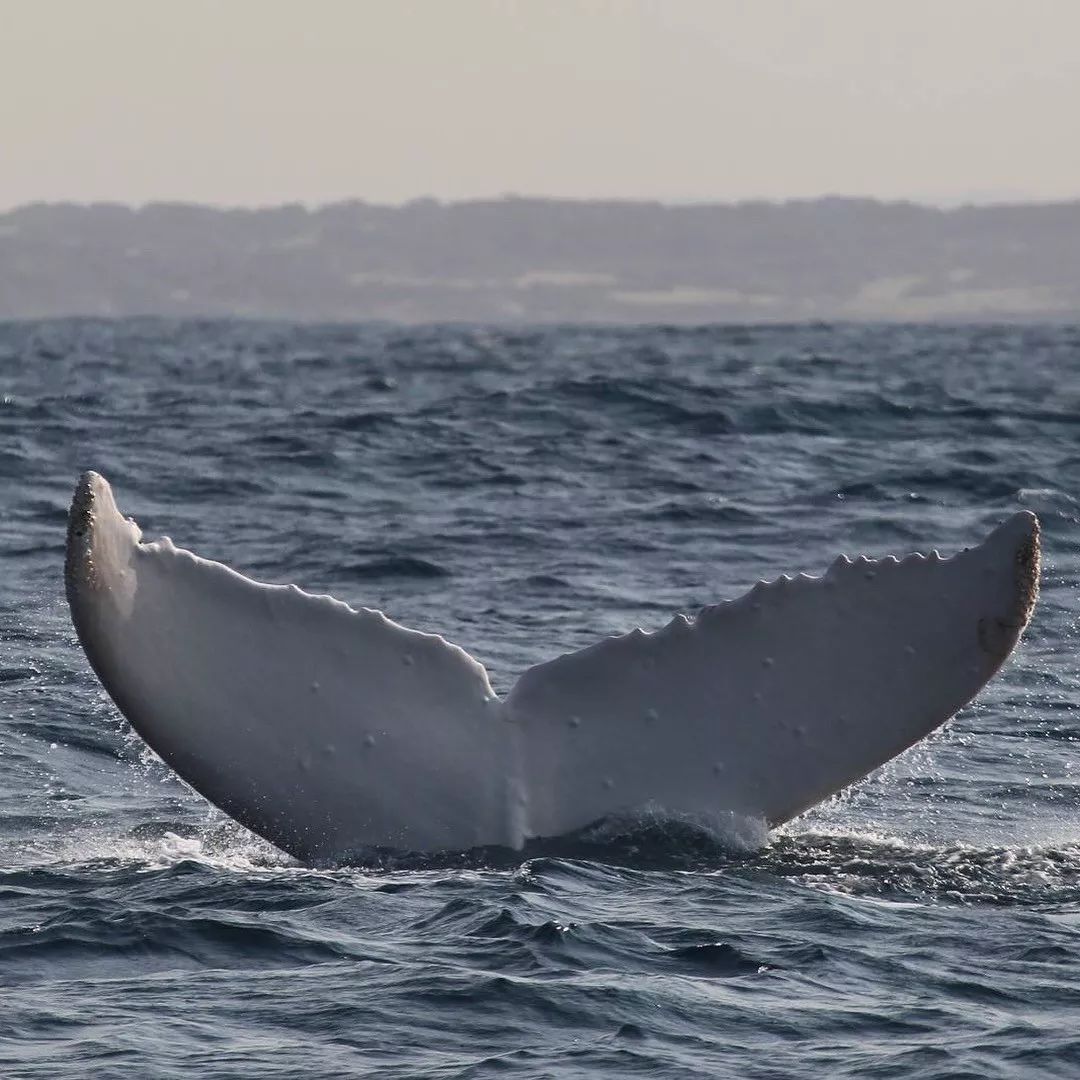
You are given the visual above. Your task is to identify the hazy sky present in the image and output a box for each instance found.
[2,0,1078,209]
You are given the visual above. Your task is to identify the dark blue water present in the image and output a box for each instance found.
[2,320,1080,1078]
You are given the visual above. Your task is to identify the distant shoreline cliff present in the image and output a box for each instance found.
[2,196,1078,323]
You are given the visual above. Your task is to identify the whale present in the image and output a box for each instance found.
[65,472,1040,863]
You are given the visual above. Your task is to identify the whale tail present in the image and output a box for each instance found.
[66,472,1039,862]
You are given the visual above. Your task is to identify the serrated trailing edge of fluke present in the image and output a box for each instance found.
[65,470,98,598]
[1014,514,1041,628]
[660,511,1040,641]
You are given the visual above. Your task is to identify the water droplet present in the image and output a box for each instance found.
[602,777,615,790]
[402,654,414,666]
[644,708,659,723]
[761,656,774,668]
[568,715,581,729]
[363,734,376,748]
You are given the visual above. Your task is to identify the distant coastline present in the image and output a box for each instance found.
[3,196,1078,323]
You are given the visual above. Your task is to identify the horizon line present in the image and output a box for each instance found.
[5,192,1080,216]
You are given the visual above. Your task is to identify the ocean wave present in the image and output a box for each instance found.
[763,828,1080,906]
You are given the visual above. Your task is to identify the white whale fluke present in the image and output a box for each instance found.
[65,472,1040,862]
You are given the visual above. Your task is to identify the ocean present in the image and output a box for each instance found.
[1,319,1079,1078]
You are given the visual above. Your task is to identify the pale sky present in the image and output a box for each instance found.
[2,0,1078,210]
